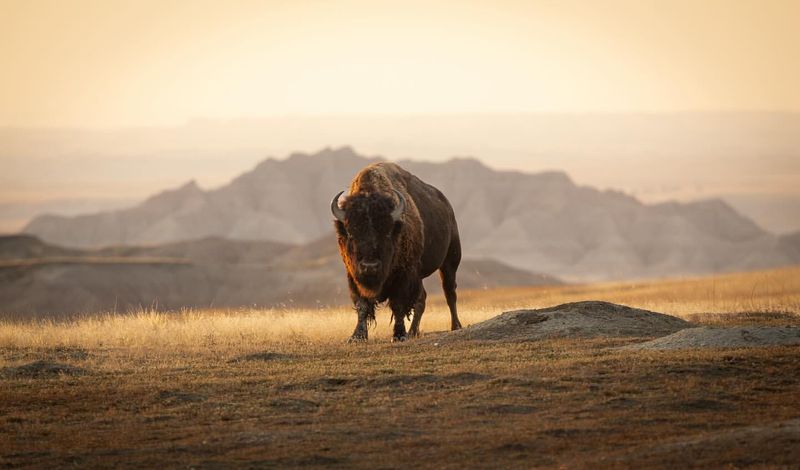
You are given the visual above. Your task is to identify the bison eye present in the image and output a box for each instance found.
[392,221,403,237]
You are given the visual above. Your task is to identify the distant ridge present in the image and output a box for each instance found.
[0,234,558,317]
[24,147,800,281]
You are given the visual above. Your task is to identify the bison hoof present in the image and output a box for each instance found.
[347,335,368,344]
[392,335,407,343]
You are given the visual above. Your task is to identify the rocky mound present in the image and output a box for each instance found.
[623,326,800,350]
[0,360,89,378]
[428,301,691,343]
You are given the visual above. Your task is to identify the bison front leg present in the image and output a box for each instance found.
[390,302,408,342]
[348,298,375,343]
[389,282,419,342]
[408,283,426,338]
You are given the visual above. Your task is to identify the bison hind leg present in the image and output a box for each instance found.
[440,240,462,331]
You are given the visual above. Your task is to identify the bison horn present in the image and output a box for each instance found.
[391,190,405,221]
[331,191,346,222]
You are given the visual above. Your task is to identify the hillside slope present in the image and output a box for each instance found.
[24,147,798,280]
[0,235,558,317]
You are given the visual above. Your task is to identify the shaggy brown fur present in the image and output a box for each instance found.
[332,162,462,342]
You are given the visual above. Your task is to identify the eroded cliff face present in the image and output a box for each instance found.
[23,146,797,281]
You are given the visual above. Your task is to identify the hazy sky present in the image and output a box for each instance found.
[2,0,799,235]
[2,0,799,127]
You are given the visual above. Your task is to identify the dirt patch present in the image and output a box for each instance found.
[0,346,90,363]
[199,454,343,468]
[228,351,294,363]
[366,372,490,388]
[281,372,492,392]
[605,418,800,468]
[268,398,321,413]
[156,390,207,406]
[309,377,357,390]
[623,326,800,350]
[45,347,90,361]
[471,404,538,415]
[686,310,800,326]
[426,301,690,343]
[0,360,89,378]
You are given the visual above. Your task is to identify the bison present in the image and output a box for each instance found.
[330,162,463,342]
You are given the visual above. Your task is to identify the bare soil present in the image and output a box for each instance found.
[624,326,800,350]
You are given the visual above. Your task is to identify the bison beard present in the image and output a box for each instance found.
[331,162,463,342]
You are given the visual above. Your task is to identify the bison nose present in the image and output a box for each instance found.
[359,260,382,273]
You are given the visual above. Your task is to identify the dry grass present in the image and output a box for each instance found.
[1,267,799,468]
[1,266,798,353]
[453,265,800,318]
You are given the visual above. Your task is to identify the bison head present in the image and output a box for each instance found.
[331,190,405,297]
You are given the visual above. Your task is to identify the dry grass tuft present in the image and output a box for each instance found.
[0,305,510,355]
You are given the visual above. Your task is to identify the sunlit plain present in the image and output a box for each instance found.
[2,266,797,351]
